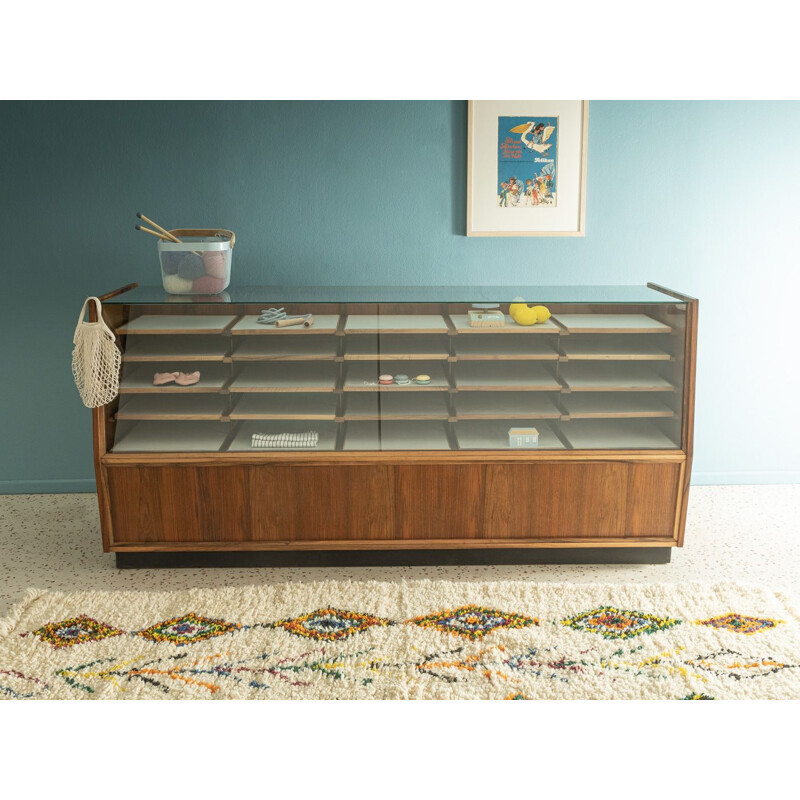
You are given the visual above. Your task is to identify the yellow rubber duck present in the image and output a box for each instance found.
[509,303,551,326]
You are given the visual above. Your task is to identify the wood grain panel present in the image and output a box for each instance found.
[247,465,395,541]
[107,466,251,544]
[105,467,148,543]
[107,459,681,546]
[484,462,674,539]
[394,465,485,539]
[624,462,680,537]
[109,464,395,544]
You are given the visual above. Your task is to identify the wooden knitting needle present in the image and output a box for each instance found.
[136,212,202,256]
[136,212,182,243]
[135,224,170,241]
[275,316,314,328]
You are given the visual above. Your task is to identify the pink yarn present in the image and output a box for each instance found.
[202,251,228,279]
[192,275,227,294]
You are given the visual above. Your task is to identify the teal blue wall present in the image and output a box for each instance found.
[1,100,798,491]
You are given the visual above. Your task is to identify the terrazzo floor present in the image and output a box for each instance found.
[1,485,798,616]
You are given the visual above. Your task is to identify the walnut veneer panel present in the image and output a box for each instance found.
[108,464,396,544]
[107,466,251,544]
[483,462,678,540]
[394,466,486,539]
[624,461,681,537]
[249,465,395,541]
[107,460,680,546]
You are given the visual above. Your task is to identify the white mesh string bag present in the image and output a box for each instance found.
[71,296,121,408]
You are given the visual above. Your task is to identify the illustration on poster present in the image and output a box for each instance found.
[497,116,558,207]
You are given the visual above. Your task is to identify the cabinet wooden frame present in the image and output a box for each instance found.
[91,284,697,557]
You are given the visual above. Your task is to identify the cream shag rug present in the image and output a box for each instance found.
[1,580,798,700]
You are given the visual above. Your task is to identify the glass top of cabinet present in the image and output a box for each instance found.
[105,284,687,305]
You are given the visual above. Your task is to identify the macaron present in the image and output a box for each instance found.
[414,374,431,385]
[379,374,394,385]
[394,374,411,385]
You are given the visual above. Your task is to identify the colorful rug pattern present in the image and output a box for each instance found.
[1,582,798,699]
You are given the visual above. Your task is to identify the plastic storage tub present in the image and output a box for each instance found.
[158,229,235,295]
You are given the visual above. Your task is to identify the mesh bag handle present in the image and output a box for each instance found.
[73,296,115,343]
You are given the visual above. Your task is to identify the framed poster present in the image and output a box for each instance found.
[467,100,589,237]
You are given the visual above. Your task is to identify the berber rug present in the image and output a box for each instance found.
[1,580,798,699]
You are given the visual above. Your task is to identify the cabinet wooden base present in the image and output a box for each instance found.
[101,456,685,549]
[115,546,672,569]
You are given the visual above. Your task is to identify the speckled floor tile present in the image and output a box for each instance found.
[1,485,798,616]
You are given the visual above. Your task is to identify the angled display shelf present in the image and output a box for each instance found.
[229,393,339,420]
[116,395,228,421]
[342,420,452,451]
[449,314,560,334]
[343,334,450,361]
[93,283,697,563]
[453,392,561,419]
[118,363,229,393]
[232,336,338,361]
[116,315,236,335]
[454,419,565,450]
[343,362,450,391]
[561,393,675,419]
[228,420,339,452]
[454,335,559,360]
[551,314,671,334]
[560,335,671,361]
[229,363,338,392]
[560,419,678,449]
[231,315,341,335]
[342,392,450,420]
[122,335,230,362]
[112,420,231,452]
[344,314,448,333]
[560,363,675,392]
[454,362,561,391]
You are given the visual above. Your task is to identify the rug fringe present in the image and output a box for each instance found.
[0,588,46,639]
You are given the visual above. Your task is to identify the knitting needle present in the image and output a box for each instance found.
[135,224,170,241]
[136,213,202,256]
[136,212,182,243]
[275,316,314,328]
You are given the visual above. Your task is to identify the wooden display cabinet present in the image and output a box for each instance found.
[92,284,697,566]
